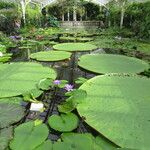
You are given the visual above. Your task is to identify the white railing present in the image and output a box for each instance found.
[59,21,102,28]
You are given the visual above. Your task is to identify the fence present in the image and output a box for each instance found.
[59,21,104,28]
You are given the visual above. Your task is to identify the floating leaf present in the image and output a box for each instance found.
[0,102,25,128]
[10,121,49,150]
[0,62,56,98]
[0,127,13,150]
[57,80,68,88]
[95,136,118,150]
[59,133,103,150]
[23,89,43,101]
[77,75,150,149]
[58,99,77,113]
[38,78,53,90]
[34,140,53,150]
[65,89,87,104]
[0,97,22,104]
[30,51,71,62]
[75,77,88,85]
[78,54,149,74]
[53,43,97,52]
[48,113,79,132]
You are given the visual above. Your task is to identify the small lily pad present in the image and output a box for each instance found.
[38,78,53,90]
[30,51,71,62]
[48,113,79,132]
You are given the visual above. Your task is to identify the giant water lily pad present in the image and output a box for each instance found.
[10,121,49,150]
[0,62,56,98]
[48,113,79,132]
[77,75,150,149]
[0,102,25,128]
[0,127,13,150]
[30,51,71,62]
[53,43,97,52]
[78,54,149,74]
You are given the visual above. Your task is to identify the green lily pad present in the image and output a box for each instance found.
[95,136,118,150]
[56,133,102,150]
[34,140,53,150]
[77,75,150,149]
[37,78,53,90]
[58,99,77,114]
[30,51,71,62]
[53,43,97,52]
[48,113,79,132]
[59,37,76,42]
[78,54,149,74]
[0,62,56,98]
[76,37,93,42]
[0,127,13,150]
[0,102,25,128]
[10,121,49,150]
[0,97,22,104]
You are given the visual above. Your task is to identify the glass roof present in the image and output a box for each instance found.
[1,0,149,8]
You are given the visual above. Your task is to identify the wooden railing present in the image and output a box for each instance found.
[59,21,103,28]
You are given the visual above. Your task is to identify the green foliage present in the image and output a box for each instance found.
[77,75,150,149]
[0,2,21,33]
[90,34,150,55]
[125,1,150,38]
[0,2,16,9]
[26,3,42,27]
[0,44,6,52]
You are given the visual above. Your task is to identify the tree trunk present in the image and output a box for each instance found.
[67,9,70,21]
[62,13,65,21]
[120,1,126,29]
[20,0,26,25]
[73,6,77,21]
[120,8,125,29]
